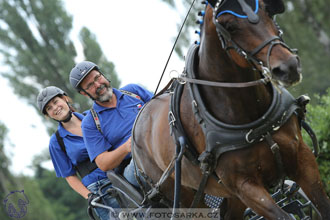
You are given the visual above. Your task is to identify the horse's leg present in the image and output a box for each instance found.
[220,198,246,220]
[218,148,294,219]
[276,117,330,219]
[292,141,330,219]
[233,179,294,219]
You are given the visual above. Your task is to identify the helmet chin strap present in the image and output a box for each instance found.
[54,102,73,123]
[60,109,73,123]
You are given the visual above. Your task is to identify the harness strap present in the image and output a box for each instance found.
[75,160,98,179]
[120,90,142,100]
[264,133,285,188]
[55,130,97,178]
[191,172,211,208]
[169,82,200,165]
[90,108,102,134]
[190,151,215,208]
[56,130,66,153]
[179,75,269,88]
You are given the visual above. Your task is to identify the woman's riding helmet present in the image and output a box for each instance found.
[37,86,66,114]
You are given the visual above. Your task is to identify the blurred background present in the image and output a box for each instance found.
[0,0,329,219]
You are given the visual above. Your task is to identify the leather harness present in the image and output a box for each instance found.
[168,44,307,207]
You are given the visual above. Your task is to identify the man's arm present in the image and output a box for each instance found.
[94,137,131,171]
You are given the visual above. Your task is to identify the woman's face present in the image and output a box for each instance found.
[45,96,70,121]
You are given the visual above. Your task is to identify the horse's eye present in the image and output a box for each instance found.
[224,22,238,33]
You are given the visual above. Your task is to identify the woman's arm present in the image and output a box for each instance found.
[65,175,91,199]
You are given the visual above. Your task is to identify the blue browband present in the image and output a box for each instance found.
[214,0,259,19]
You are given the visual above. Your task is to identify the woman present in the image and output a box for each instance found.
[37,86,118,220]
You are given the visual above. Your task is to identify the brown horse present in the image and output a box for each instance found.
[132,0,330,219]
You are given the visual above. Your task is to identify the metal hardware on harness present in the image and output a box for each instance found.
[261,66,272,81]
[173,72,187,85]
[168,111,176,126]
[168,111,176,135]
[245,129,255,144]
[270,142,280,154]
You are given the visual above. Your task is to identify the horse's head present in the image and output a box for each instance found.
[202,0,302,87]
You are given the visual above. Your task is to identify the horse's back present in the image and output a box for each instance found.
[132,93,176,174]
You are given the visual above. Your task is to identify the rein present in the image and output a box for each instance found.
[154,0,196,95]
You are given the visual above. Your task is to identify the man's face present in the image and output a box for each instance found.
[80,69,113,102]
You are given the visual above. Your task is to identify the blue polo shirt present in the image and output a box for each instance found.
[49,112,107,187]
[81,84,153,162]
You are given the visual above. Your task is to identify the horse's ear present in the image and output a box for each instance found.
[264,0,285,16]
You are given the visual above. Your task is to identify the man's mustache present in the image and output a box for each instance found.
[96,84,107,95]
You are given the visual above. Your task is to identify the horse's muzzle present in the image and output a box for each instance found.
[271,55,302,87]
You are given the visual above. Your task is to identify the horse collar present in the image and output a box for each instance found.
[184,44,300,159]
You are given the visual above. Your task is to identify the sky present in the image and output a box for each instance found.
[0,0,194,176]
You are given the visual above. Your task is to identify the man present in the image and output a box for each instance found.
[69,60,153,211]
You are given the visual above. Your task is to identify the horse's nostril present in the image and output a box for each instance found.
[271,56,300,83]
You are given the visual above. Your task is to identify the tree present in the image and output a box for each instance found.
[0,0,121,219]
[0,0,120,133]
[79,27,121,90]
[0,122,10,196]
[0,121,13,219]
[277,0,330,97]
[0,123,60,220]
[34,167,88,220]
[302,89,330,196]
[160,0,203,58]
[30,150,88,220]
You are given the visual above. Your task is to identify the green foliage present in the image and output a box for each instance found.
[34,168,88,220]
[302,89,330,195]
[1,175,58,220]
[0,122,9,182]
[0,0,120,219]
[278,1,330,98]
[79,27,121,89]
[0,121,12,219]
[160,0,203,57]
[0,0,78,106]
[0,0,121,134]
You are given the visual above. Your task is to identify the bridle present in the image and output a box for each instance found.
[178,0,298,89]
[212,0,297,78]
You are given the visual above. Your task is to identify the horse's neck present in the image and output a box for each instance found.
[197,50,272,125]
